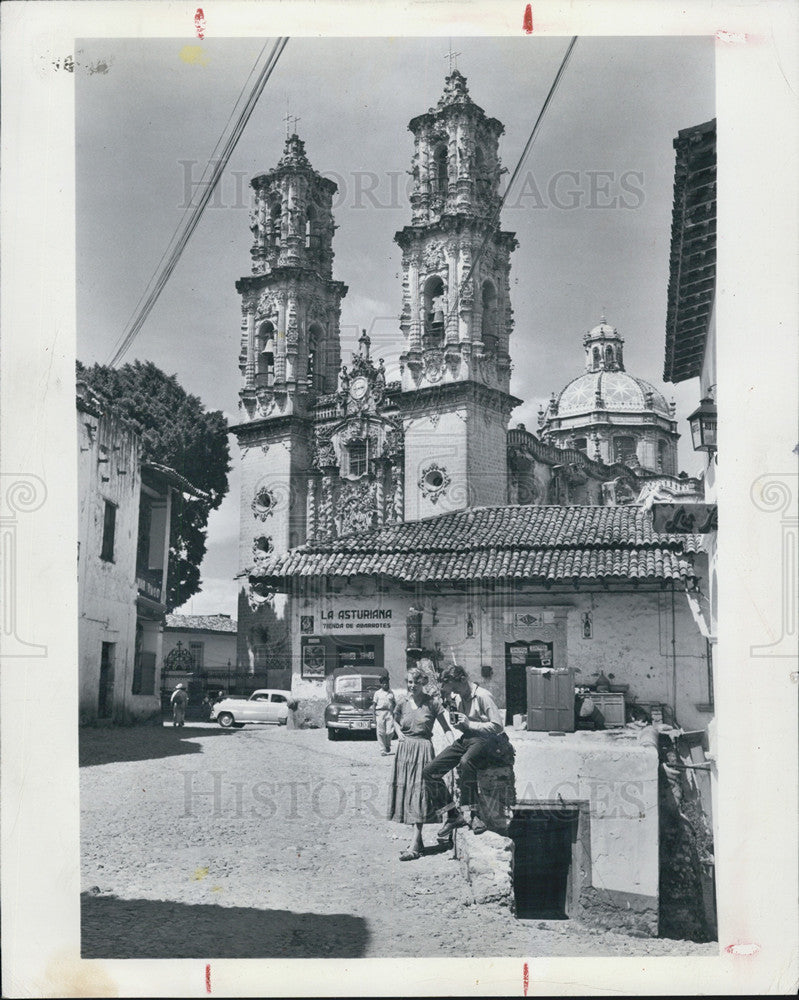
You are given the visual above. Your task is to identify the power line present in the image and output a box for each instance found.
[107,37,290,368]
[448,36,578,327]
[108,39,276,364]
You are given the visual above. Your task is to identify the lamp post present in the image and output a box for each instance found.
[688,397,717,454]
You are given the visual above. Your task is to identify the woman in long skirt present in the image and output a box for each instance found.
[386,667,454,860]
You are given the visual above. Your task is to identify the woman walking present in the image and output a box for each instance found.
[386,667,454,861]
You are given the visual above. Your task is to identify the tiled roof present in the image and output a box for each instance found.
[664,119,716,383]
[164,614,238,633]
[251,505,701,587]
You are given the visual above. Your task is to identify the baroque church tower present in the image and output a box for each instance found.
[395,69,520,520]
[231,133,347,678]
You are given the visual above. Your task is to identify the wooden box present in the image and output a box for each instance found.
[526,668,576,732]
[590,691,626,727]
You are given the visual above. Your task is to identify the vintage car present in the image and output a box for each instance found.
[210,689,291,728]
[324,665,386,740]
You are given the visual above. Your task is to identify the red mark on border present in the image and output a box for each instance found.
[523,5,533,34]
[716,29,747,44]
[725,942,761,957]
[195,8,206,40]
[205,963,212,992]
[523,961,529,995]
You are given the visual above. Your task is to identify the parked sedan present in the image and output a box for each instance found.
[210,689,291,728]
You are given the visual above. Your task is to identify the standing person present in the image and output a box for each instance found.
[387,667,455,860]
[422,664,504,838]
[372,674,396,756]
[170,683,188,728]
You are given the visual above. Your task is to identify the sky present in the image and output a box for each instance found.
[76,35,715,617]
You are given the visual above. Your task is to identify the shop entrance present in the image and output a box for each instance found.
[334,636,384,671]
[300,634,385,679]
[505,640,554,720]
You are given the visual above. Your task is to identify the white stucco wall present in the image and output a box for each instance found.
[162,629,238,675]
[77,405,141,722]
[290,584,710,730]
[512,729,660,900]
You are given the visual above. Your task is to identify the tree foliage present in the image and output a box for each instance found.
[77,360,231,611]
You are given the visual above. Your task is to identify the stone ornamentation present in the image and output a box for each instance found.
[419,462,451,504]
[251,486,277,521]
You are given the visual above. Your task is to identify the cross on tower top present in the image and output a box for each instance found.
[444,45,461,73]
[283,112,301,138]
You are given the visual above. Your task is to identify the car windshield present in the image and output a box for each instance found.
[334,675,382,694]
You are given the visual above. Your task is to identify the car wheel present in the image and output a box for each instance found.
[218,712,235,728]
[278,717,287,726]
[327,727,340,741]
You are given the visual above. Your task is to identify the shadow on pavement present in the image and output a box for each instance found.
[81,893,370,958]
[79,724,236,768]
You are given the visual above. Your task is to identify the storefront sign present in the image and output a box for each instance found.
[320,608,394,631]
[652,502,717,533]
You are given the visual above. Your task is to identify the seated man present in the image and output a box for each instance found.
[422,664,504,837]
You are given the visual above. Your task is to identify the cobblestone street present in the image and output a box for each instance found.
[80,722,718,960]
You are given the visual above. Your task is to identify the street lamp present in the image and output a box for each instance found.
[688,397,717,454]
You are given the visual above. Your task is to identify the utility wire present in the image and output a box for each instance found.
[448,36,578,327]
[108,39,276,364]
[107,37,289,368]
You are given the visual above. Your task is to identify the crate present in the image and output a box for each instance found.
[590,691,626,727]
[527,668,576,732]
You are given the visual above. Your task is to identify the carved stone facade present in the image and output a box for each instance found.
[230,78,702,682]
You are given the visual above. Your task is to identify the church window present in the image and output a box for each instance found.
[573,437,587,453]
[270,202,282,249]
[347,440,368,478]
[474,145,490,200]
[433,143,448,198]
[257,321,275,386]
[605,345,614,367]
[423,275,445,348]
[657,440,670,474]
[305,205,316,250]
[307,322,323,391]
[592,346,601,369]
[252,487,277,520]
[613,436,637,464]
[481,281,498,352]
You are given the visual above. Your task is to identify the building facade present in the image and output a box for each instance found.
[161,613,238,694]
[540,320,680,475]
[231,71,705,706]
[78,383,205,723]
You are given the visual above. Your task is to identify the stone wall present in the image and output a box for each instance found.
[511,727,660,935]
[455,829,515,908]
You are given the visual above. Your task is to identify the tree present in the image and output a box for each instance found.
[77,360,231,611]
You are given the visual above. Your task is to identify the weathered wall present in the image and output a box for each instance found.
[403,408,469,521]
[77,404,141,723]
[288,584,711,731]
[162,630,237,676]
[512,728,659,934]
[236,422,308,674]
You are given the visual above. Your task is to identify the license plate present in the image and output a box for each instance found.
[351,721,369,729]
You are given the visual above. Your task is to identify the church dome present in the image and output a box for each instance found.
[556,370,671,417]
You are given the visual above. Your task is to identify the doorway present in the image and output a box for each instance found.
[509,805,582,919]
[505,640,554,719]
[333,635,384,671]
[98,641,116,718]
